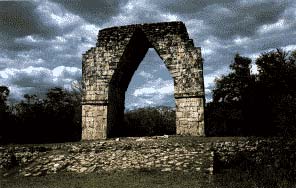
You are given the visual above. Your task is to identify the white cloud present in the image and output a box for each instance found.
[15,35,40,43]
[186,19,207,36]
[283,44,296,52]
[35,1,81,29]
[0,66,51,79]
[105,0,180,27]
[52,66,81,78]
[138,71,153,79]
[160,13,179,21]
[233,36,250,45]
[133,78,173,97]
[9,2,100,72]
[200,37,225,57]
[202,48,214,56]
[239,0,266,6]
[0,66,81,100]
[133,87,155,97]
[258,19,286,34]
[143,99,154,105]
[15,35,68,48]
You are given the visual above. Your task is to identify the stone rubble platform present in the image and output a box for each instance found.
[1,136,295,177]
[0,136,214,177]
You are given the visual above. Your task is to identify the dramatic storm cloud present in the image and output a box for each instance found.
[0,0,295,108]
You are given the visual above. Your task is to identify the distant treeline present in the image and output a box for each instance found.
[117,106,176,137]
[0,86,175,143]
[0,48,296,143]
[0,87,82,143]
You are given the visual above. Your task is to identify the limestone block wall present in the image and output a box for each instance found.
[82,21,205,140]
[1,137,295,177]
[82,105,107,139]
[176,97,205,136]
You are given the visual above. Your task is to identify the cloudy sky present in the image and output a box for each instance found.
[0,0,295,109]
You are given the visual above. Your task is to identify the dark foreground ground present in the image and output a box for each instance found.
[1,168,296,188]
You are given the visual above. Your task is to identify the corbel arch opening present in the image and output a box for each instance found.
[107,29,176,137]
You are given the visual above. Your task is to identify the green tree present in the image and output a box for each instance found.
[116,106,175,137]
[255,49,296,135]
[11,87,81,143]
[256,49,296,95]
[43,87,82,142]
[206,54,255,136]
[213,54,253,103]
[0,86,10,142]
[0,86,9,110]
[207,49,296,136]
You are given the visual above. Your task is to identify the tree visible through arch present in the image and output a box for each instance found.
[82,21,205,140]
[122,48,176,137]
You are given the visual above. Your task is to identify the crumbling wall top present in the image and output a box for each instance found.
[99,21,186,33]
[96,21,191,47]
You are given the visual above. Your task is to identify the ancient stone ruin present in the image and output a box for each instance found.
[82,21,205,140]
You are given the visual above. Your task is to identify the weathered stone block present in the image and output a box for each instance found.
[82,105,108,140]
[175,97,205,136]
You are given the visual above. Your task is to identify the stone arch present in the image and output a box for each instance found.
[82,21,205,140]
[107,28,151,136]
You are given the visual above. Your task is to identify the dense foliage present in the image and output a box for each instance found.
[0,87,82,143]
[206,49,296,136]
[0,86,175,143]
[116,107,176,137]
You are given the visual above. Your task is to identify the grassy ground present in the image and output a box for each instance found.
[1,169,296,188]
